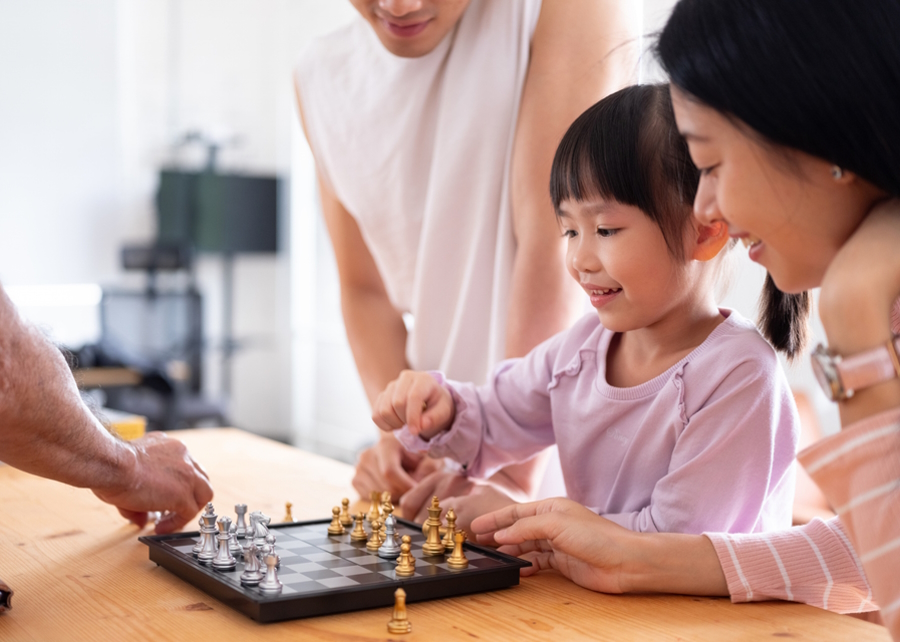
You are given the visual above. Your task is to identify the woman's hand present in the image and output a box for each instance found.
[351,433,444,503]
[819,198,900,352]
[818,198,900,425]
[471,498,728,597]
[371,370,455,440]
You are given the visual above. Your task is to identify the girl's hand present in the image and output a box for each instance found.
[819,198,900,354]
[372,370,456,440]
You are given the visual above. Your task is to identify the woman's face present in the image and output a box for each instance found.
[671,85,882,293]
[350,0,471,58]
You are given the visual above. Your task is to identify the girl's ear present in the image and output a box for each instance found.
[691,220,729,262]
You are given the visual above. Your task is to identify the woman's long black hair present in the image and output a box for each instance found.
[656,0,900,359]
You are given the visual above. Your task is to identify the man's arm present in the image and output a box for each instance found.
[0,284,212,533]
[508,0,639,356]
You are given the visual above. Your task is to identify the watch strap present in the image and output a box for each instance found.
[837,336,900,395]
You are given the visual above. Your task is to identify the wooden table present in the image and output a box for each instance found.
[0,429,889,641]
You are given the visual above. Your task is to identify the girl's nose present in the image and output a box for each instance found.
[571,240,600,274]
[693,173,721,226]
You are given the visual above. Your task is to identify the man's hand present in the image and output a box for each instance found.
[351,432,443,502]
[400,470,522,533]
[91,433,213,535]
[371,370,455,440]
[470,498,636,593]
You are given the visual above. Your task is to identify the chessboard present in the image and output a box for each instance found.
[140,516,530,623]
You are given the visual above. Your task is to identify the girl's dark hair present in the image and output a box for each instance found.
[550,84,699,261]
[656,0,900,358]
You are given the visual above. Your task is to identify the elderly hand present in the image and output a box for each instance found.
[91,432,213,534]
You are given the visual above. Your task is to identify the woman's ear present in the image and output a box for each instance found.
[691,220,729,262]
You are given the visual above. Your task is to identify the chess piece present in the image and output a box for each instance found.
[366,518,383,553]
[421,497,445,557]
[283,502,294,523]
[366,491,382,523]
[251,511,270,548]
[387,588,412,634]
[441,508,457,550]
[421,496,444,539]
[263,533,281,568]
[447,531,469,570]
[350,512,368,542]
[378,512,401,559]
[212,517,237,571]
[340,498,353,528]
[228,523,243,557]
[240,544,263,586]
[327,506,345,535]
[381,503,399,546]
[234,503,249,539]
[191,515,205,555]
[258,554,283,594]
[197,505,219,564]
[394,535,416,577]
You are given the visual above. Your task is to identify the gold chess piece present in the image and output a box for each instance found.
[441,507,457,549]
[327,506,345,535]
[387,588,412,634]
[339,497,353,528]
[395,535,416,577]
[350,511,368,542]
[282,502,294,523]
[447,531,469,569]
[421,496,445,557]
[366,518,383,552]
[421,495,447,537]
[367,490,382,523]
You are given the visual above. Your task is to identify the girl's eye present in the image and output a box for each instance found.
[597,228,618,238]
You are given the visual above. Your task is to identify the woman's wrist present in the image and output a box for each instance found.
[622,532,728,596]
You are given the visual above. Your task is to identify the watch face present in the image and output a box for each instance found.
[811,344,843,402]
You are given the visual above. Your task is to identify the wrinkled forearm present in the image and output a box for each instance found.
[0,288,135,493]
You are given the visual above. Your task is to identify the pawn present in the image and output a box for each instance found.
[387,588,412,634]
[264,533,281,568]
[283,502,294,523]
[212,517,237,571]
[240,544,263,586]
[394,535,416,577]
[441,508,457,550]
[366,490,382,523]
[228,523,243,557]
[366,518,383,553]
[447,531,469,570]
[340,498,354,528]
[350,512,368,542]
[258,554,283,594]
[327,506,345,535]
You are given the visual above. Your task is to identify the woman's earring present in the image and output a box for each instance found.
[831,165,844,180]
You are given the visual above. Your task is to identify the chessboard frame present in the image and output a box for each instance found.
[139,517,531,623]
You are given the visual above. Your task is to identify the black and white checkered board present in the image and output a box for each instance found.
[140,517,530,622]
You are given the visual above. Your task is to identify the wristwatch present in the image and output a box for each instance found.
[811,336,900,402]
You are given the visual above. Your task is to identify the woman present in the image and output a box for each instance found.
[471,0,900,636]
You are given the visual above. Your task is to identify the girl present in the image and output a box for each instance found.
[372,84,800,536]
[471,0,900,635]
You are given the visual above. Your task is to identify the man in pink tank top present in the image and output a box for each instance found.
[294,0,637,528]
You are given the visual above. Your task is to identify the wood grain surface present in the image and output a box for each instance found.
[0,429,889,641]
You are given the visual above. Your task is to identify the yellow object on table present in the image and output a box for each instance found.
[102,407,147,441]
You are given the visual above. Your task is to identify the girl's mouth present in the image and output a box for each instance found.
[586,287,622,308]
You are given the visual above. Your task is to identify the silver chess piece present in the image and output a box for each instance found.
[228,523,243,557]
[258,554,283,594]
[234,503,249,539]
[212,517,237,571]
[240,544,263,586]
[262,533,280,568]
[197,505,219,564]
[378,513,401,559]
[250,511,270,548]
[191,515,205,556]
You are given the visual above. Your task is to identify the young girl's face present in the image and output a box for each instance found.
[558,197,691,332]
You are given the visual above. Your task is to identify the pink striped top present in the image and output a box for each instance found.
[708,404,900,638]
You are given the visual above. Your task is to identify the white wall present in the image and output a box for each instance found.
[0,0,355,441]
